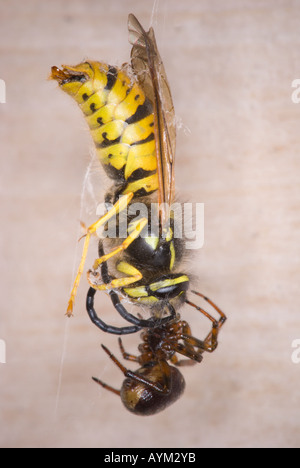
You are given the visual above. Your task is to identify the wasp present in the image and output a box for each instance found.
[51,14,226,413]
[51,14,190,328]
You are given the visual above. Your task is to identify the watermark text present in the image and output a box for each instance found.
[0,79,6,103]
[291,79,300,103]
[96,201,204,250]
[0,339,6,364]
[291,339,300,364]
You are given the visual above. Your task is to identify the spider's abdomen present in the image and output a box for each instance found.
[120,363,185,416]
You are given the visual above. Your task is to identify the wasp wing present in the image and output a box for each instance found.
[128,14,176,226]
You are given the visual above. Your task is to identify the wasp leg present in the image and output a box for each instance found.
[91,217,148,270]
[66,192,134,317]
[87,261,143,291]
[86,249,143,334]
[99,244,149,328]
[89,244,176,330]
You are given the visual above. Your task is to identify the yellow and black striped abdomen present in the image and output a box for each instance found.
[53,61,158,198]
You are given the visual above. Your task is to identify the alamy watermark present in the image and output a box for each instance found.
[291,79,300,103]
[0,339,6,364]
[96,201,204,250]
[0,79,6,103]
[291,339,300,364]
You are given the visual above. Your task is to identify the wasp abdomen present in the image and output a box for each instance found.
[52,61,158,198]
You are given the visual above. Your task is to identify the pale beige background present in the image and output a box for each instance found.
[1,0,300,448]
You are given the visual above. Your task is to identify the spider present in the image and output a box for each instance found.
[91,289,226,416]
